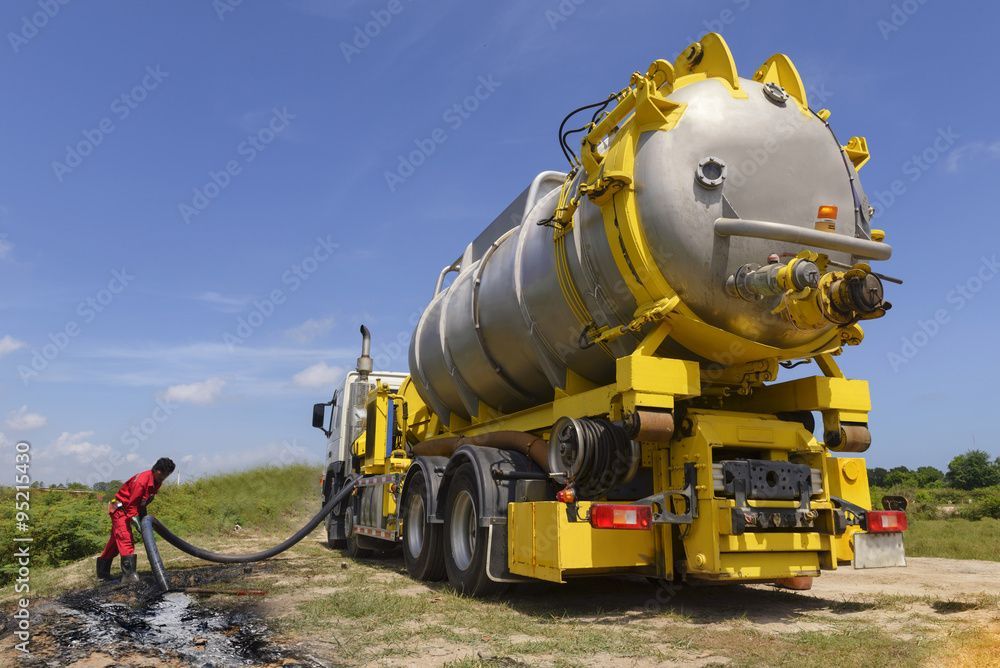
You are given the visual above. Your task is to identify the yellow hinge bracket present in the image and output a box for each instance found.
[842,136,871,171]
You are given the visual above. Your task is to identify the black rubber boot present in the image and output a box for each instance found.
[120,555,140,584]
[96,557,113,581]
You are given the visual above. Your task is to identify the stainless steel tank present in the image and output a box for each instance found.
[410,73,889,425]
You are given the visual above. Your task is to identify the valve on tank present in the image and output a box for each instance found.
[726,255,821,301]
[728,252,890,332]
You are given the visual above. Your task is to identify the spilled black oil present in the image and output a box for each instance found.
[56,591,284,666]
[17,571,322,667]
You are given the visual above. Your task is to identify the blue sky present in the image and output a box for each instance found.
[1,1,997,484]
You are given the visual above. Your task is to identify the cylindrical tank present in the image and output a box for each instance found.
[410,51,886,425]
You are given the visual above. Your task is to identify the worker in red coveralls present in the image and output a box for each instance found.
[96,457,175,583]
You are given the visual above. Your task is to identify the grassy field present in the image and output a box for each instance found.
[2,466,998,587]
[904,518,1000,561]
[2,465,997,667]
[0,464,321,585]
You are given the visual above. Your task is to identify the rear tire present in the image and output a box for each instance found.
[443,464,507,597]
[402,469,446,581]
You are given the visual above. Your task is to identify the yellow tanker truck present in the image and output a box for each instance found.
[311,33,907,596]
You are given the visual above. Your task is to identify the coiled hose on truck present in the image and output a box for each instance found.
[135,476,359,591]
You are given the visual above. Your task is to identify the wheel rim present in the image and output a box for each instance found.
[406,493,425,557]
[450,489,477,572]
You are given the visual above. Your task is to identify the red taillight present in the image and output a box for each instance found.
[589,504,652,530]
[866,510,907,533]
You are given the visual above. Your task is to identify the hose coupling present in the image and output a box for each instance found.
[726,257,820,301]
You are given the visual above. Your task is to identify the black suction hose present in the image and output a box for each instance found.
[135,515,170,591]
[137,476,359,589]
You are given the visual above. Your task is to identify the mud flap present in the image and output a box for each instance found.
[852,532,906,569]
[485,523,533,584]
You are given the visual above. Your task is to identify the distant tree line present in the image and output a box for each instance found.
[20,480,123,492]
[869,449,1000,490]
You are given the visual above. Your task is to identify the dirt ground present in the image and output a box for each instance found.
[2,531,998,667]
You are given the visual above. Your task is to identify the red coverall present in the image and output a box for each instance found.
[99,470,161,559]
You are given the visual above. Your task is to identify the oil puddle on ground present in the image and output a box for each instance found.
[7,568,322,667]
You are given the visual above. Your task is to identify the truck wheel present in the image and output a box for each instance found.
[325,511,346,550]
[443,464,506,597]
[402,469,445,581]
[344,506,373,559]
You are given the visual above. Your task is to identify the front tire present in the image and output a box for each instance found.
[402,469,445,581]
[344,504,373,559]
[443,464,506,597]
[326,511,347,550]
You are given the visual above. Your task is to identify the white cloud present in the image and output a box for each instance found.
[6,405,47,431]
[196,291,251,313]
[0,335,26,357]
[34,342,359,398]
[125,452,139,462]
[292,362,343,388]
[162,377,225,405]
[0,237,11,259]
[47,431,111,463]
[0,432,8,448]
[285,316,336,343]
[946,140,1000,173]
[177,440,316,478]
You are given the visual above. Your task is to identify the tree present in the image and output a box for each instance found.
[884,466,914,488]
[868,467,889,487]
[914,466,944,487]
[945,450,1000,490]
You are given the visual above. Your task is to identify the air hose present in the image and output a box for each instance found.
[136,476,359,591]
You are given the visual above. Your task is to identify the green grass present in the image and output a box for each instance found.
[152,463,321,535]
[903,517,1000,561]
[871,484,1000,520]
[0,464,320,585]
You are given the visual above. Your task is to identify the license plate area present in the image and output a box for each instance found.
[853,532,906,569]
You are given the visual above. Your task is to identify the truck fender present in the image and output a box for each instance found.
[401,455,448,524]
[435,444,542,584]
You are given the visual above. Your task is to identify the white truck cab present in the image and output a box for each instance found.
[310,325,408,548]
[314,369,409,473]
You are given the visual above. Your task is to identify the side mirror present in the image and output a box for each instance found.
[312,390,338,437]
[312,403,329,436]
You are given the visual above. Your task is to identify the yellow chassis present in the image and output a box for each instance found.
[352,323,874,585]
